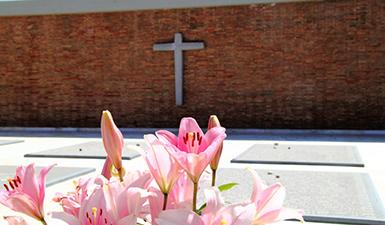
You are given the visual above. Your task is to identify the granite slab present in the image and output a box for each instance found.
[24,141,142,160]
[0,140,24,146]
[231,143,364,167]
[207,168,385,225]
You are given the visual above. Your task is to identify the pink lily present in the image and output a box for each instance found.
[101,110,125,181]
[53,180,150,225]
[156,117,226,183]
[156,117,226,211]
[156,188,255,225]
[207,115,224,186]
[53,176,108,218]
[4,216,29,225]
[144,134,181,209]
[249,169,304,224]
[148,172,193,224]
[0,164,55,224]
[54,170,152,219]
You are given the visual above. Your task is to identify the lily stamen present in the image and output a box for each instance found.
[197,132,202,145]
[13,179,18,188]
[189,132,195,147]
[185,132,203,153]
[8,178,15,189]
[183,133,189,144]
[85,207,111,225]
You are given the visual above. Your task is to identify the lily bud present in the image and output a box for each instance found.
[208,115,223,171]
[101,110,124,180]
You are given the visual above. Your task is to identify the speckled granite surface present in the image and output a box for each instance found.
[24,141,142,160]
[232,143,363,167]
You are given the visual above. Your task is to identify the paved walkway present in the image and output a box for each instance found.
[0,129,384,225]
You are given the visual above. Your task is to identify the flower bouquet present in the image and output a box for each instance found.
[0,111,304,225]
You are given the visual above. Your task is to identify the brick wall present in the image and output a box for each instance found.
[0,0,384,129]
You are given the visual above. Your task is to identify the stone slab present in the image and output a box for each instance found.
[24,141,142,160]
[231,143,364,167]
[0,166,95,187]
[0,140,24,146]
[211,168,385,225]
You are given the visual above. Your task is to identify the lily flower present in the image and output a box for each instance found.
[249,169,304,225]
[144,134,182,210]
[207,115,224,186]
[156,188,255,225]
[54,170,152,219]
[156,117,226,183]
[101,110,125,181]
[53,181,150,225]
[53,176,108,218]
[156,117,226,211]
[0,164,55,224]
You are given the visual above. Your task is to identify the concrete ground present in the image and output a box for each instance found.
[0,129,384,225]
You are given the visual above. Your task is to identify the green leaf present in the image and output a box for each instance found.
[218,182,238,192]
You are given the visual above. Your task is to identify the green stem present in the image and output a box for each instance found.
[193,181,198,212]
[211,169,217,186]
[162,192,168,210]
[40,218,48,225]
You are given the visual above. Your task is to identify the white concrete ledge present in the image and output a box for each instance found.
[0,0,317,16]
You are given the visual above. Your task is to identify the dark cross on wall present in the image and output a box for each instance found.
[153,33,205,106]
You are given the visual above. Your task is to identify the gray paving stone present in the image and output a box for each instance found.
[24,141,142,160]
[231,143,364,167]
[0,140,24,146]
[208,168,385,225]
[0,166,95,187]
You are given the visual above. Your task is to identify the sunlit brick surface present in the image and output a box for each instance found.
[0,0,384,128]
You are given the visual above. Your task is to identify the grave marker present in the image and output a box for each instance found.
[0,140,24,146]
[202,168,385,225]
[24,141,142,160]
[231,143,364,167]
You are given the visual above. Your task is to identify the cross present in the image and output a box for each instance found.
[153,33,205,106]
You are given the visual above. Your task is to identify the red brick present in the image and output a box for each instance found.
[0,0,384,129]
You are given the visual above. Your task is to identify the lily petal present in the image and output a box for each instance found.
[38,164,56,207]
[7,193,43,220]
[116,215,137,225]
[157,209,205,225]
[21,164,40,209]
[4,216,29,225]
[203,188,224,215]
[51,212,81,225]
[278,207,304,222]
[155,130,178,146]
[249,169,265,204]
[101,158,113,180]
[256,183,285,216]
